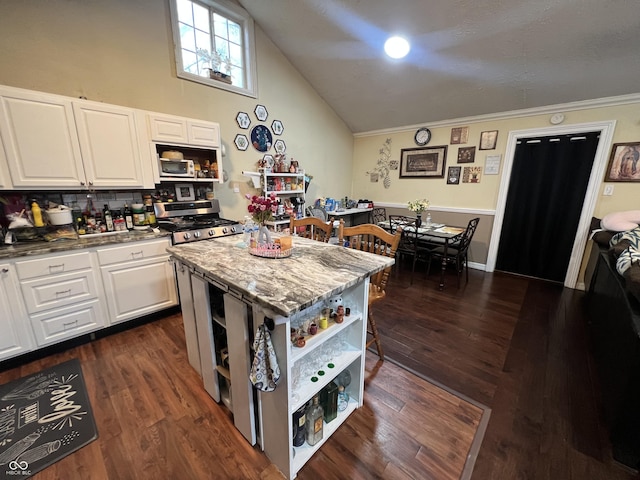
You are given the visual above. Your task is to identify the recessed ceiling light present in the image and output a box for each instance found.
[384,36,410,59]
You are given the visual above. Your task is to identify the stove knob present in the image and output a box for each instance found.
[230,226,237,233]
[183,232,191,240]
[208,229,215,237]
[193,231,201,238]
[222,227,228,234]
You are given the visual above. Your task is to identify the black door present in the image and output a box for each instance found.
[496,132,600,282]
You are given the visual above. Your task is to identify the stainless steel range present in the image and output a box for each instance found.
[154,199,243,244]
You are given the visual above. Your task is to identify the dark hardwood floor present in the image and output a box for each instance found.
[2,261,637,479]
[375,259,639,479]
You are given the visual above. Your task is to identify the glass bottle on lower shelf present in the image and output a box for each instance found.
[306,395,324,446]
[292,404,306,447]
[337,385,349,412]
[320,381,338,423]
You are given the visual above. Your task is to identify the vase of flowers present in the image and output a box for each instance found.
[407,199,430,228]
[246,193,278,244]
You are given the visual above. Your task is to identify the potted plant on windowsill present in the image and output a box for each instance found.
[196,48,232,84]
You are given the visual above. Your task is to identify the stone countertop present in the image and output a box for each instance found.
[0,229,172,260]
[167,236,395,317]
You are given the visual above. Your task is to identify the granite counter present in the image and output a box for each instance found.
[167,235,394,317]
[0,229,171,260]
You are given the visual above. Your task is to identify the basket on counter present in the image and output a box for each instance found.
[249,243,292,259]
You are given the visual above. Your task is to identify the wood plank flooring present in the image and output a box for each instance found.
[374,261,638,479]
[0,311,484,479]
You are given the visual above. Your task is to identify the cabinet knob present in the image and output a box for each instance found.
[1,268,8,274]
[89,181,94,186]
[80,181,85,186]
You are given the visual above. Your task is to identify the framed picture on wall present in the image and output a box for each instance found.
[479,130,498,150]
[605,142,640,181]
[450,127,469,144]
[399,146,447,178]
[175,183,195,201]
[447,166,461,184]
[457,146,476,163]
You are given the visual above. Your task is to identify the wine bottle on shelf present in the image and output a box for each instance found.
[123,203,134,231]
[292,405,306,447]
[306,395,323,446]
[320,381,338,423]
[103,204,115,232]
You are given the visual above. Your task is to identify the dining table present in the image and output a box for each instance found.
[378,218,466,289]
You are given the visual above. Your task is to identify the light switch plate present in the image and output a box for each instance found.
[604,185,614,196]
[233,183,240,193]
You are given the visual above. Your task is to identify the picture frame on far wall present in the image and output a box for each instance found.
[175,183,195,201]
[605,142,640,182]
[479,130,498,150]
[450,126,469,144]
[447,166,461,184]
[457,146,476,164]
[399,146,447,178]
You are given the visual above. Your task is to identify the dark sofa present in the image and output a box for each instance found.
[584,229,640,469]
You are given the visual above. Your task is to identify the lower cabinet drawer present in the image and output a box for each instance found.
[15,251,92,280]
[29,299,106,346]
[20,269,99,315]
[96,238,171,266]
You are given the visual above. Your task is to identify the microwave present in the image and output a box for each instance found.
[158,158,196,178]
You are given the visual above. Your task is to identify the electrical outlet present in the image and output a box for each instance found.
[603,185,614,196]
[233,183,240,193]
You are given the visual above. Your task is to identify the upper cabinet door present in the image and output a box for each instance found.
[148,113,189,144]
[0,134,13,189]
[149,113,220,148]
[73,101,146,188]
[187,120,220,147]
[0,88,86,188]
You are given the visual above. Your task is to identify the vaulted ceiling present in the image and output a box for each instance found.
[238,0,640,133]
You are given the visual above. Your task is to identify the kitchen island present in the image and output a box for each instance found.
[167,235,394,480]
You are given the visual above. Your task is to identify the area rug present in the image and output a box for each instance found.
[0,358,98,478]
[365,349,491,480]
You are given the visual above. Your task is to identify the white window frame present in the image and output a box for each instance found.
[169,0,258,98]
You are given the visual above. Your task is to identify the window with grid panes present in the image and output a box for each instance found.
[170,0,257,97]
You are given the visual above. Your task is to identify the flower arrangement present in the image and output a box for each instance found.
[246,193,278,224]
[407,199,430,214]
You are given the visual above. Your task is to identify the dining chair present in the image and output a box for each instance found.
[306,207,328,222]
[289,216,333,242]
[426,217,480,287]
[371,207,387,225]
[387,215,422,282]
[338,221,402,360]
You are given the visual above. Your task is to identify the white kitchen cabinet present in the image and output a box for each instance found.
[15,251,107,346]
[0,86,86,188]
[148,113,220,147]
[97,238,177,325]
[0,263,34,361]
[0,133,13,189]
[0,85,154,190]
[73,101,151,189]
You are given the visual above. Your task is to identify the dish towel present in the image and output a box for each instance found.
[250,324,281,392]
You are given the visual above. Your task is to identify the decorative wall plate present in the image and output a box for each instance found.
[254,104,268,122]
[274,139,287,154]
[263,154,274,167]
[234,134,249,151]
[236,112,251,129]
[271,119,284,135]
[251,125,273,152]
